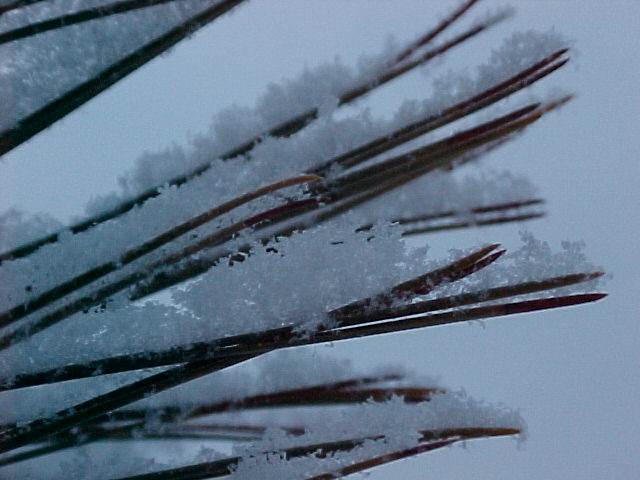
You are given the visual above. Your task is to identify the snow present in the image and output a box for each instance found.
[0,229,601,388]
[227,392,524,480]
[0,28,570,320]
[0,209,62,252]
[425,232,603,301]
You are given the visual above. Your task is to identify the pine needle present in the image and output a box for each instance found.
[0,0,185,45]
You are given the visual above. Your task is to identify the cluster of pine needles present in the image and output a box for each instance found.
[0,0,605,478]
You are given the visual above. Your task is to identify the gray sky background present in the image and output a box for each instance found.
[1,1,638,478]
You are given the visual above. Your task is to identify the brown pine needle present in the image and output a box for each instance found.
[397,249,506,297]
[392,0,481,65]
[306,427,519,480]
[393,199,545,226]
[331,244,500,319]
[401,212,545,236]
[107,387,440,424]
[317,294,607,346]
[311,49,569,176]
[419,426,521,442]
[305,441,456,480]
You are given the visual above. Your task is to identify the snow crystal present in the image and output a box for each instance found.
[171,220,430,335]
[427,231,604,301]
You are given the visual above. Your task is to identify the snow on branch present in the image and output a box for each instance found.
[0,0,606,478]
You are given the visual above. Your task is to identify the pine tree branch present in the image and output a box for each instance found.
[128,99,559,302]
[0,376,405,465]
[0,354,258,453]
[0,270,602,392]
[0,1,500,263]
[0,99,548,351]
[0,287,604,453]
[0,41,564,268]
[0,2,607,477]
[103,427,518,480]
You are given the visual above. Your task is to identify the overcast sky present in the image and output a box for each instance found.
[1,1,638,478]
